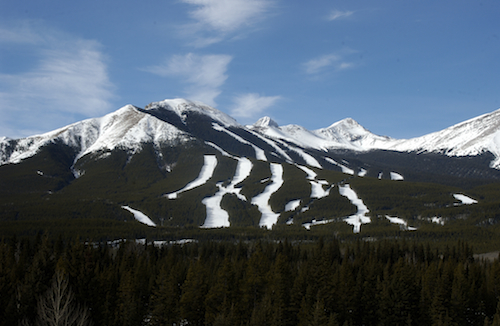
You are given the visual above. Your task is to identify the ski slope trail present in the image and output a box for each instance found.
[165,155,217,199]
[202,158,253,228]
[339,184,371,233]
[252,163,284,229]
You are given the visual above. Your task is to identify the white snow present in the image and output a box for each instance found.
[285,199,301,212]
[246,129,293,162]
[202,186,231,228]
[385,215,417,231]
[121,206,156,227]
[303,218,336,230]
[390,172,404,181]
[338,184,371,233]
[430,217,445,225]
[297,165,331,198]
[212,123,267,161]
[146,98,240,127]
[202,157,252,228]
[205,141,233,157]
[324,157,354,175]
[453,194,478,205]
[358,168,368,177]
[252,163,284,229]
[165,155,218,199]
[0,104,191,168]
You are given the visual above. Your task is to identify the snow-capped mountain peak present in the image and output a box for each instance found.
[312,118,392,150]
[144,98,240,127]
[253,116,279,128]
[0,104,191,166]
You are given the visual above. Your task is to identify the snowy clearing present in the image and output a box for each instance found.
[202,158,253,228]
[430,217,445,225]
[303,218,336,230]
[324,157,354,175]
[121,206,156,227]
[253,163,284,229]
[390,172,404,180]
[165,155,217,199]
[385,216,417,231]
[453,194,478,205]
[247,129,293,162]
[339,184,371,233]
[297,165,331,198]
[285,199,301,212]
[212,123,267,161]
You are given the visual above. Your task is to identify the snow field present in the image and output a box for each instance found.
[212,123,267,161]
[324,157,354,175]
[385,216,417,231]
[253,163,284,229]
[338,184,371,233]
[202,158,252,228]
[165,155,218,199]
[121,206,156,227]
[453,194,478,205]
[285,199,301,212]
[297,165,331,199]
[390,172,404,180]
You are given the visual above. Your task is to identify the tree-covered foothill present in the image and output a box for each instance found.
[2,237,500,326]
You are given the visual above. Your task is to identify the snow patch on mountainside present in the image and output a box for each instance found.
[165,155,217,199]
[324,157,354,175]
[285,199,301,212]
[297,165,331,199]
[339,184,371,233]
[385,216,417,230]
[202,157,252,228]
[253,163,284,229]
[453,194,478,205]
[212,123,267,161]
[122,206,156,227]
[390,172,404,181]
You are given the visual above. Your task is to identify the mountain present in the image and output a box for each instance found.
[1,98,500,242]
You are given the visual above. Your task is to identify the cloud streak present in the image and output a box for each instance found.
[230,93,281,120]
[303,50,357,76]
[328,9,354,21]
[145,53,232,106]
[180,0,274,46]
[0,23,115,138]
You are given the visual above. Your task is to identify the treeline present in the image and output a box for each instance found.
[2,236,500,326]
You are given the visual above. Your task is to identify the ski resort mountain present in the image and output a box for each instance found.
[1,98,500,239]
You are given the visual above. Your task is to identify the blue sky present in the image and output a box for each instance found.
[1,0,499,139]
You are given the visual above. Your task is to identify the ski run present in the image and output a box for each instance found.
[158,155,478,231]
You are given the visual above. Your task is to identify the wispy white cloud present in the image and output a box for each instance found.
[328,9,354,21]
[0,23,116,138]
[230,93,281,120]
[180,0,274,46]
[303,50,357,75]
[145,53,232,106]
[303,54,341,74]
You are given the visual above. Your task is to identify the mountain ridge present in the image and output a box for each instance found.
[2,99,500,171]
[2,98,500,237]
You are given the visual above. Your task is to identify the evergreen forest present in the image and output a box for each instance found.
[2,236,500,326]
